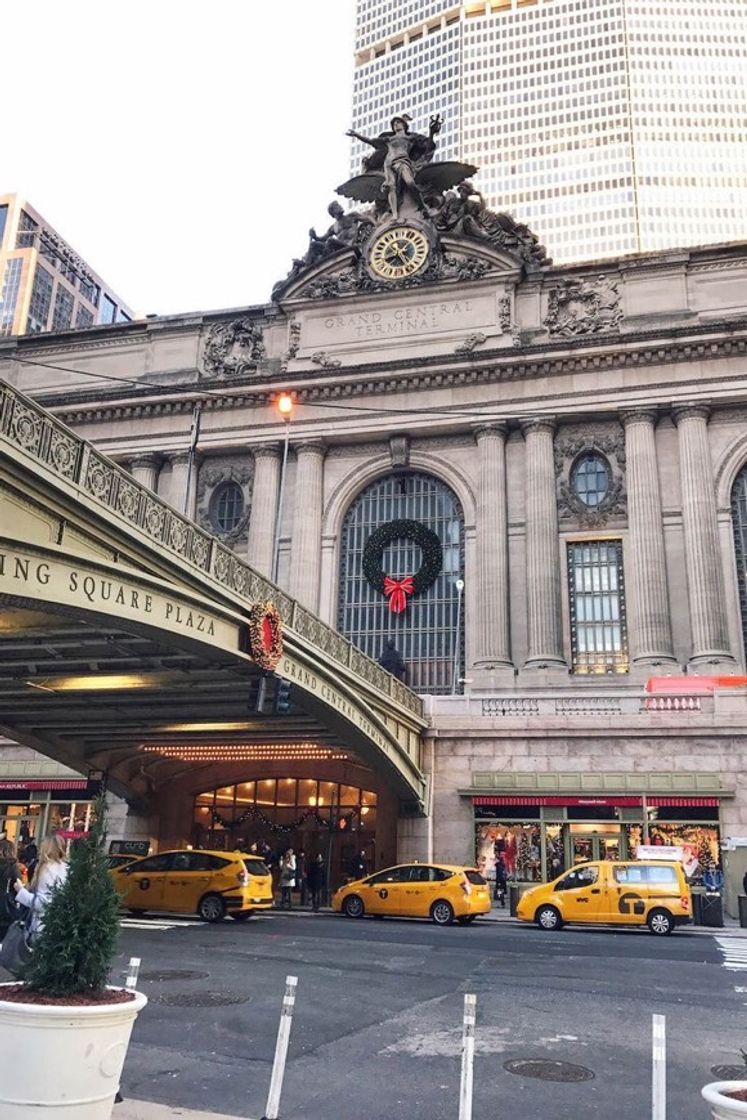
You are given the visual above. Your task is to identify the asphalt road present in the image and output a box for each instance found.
[115,911,744,1120]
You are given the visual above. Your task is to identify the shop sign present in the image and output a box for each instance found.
[109,840,150,857]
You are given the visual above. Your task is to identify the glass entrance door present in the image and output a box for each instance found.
[570,825,622,864]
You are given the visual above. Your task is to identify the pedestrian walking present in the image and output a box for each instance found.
[493,854,507,907]
[20,839,38,883]
[307,853,327,911]
[742,868,747,897]
[0,840,21,939]
[350,850,368,879]
[703,862,724,894]
[13,835,68,939]
[296,849,308,906]
[279,849,296,910]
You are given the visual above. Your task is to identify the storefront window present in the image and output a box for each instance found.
[544,824,565,878]
[476,822,543,883]
[648,822,720,880]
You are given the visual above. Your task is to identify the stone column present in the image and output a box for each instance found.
[621,410,677,668]
[521,418,566,670]
[673,403,735,666]
[472,425,513,683]
[163,451,196,519]
[289,441,326,611]
[246,444,281,578]
[129,453,160,493]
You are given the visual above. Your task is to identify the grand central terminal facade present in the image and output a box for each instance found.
[2,125,747,911]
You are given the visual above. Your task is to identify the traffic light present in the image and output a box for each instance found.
[274,679,292,714]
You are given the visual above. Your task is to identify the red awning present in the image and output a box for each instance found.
[472,794,721,808]
[0,780,88,791]
[647,796,719,808]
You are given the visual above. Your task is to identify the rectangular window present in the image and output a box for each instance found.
[100,294,117,324]
[16,210,38,249]
[0,258,23,335]
[51,284,74,331]
[0,205,8,248]
[567,539,628,674]
[78,276,99,305]
[75,304,95,329]
[26,264,54,333]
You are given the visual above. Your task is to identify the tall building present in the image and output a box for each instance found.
[0,194,135,337]
[351,0,747,263]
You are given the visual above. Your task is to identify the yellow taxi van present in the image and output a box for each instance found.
[333,862,491,925]
[516,859,691,935]
[112,849,273,922]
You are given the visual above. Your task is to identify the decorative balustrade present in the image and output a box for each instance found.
[0,380,423,719]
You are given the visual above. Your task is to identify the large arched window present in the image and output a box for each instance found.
[731,465,747,657]
[338,471,464,694]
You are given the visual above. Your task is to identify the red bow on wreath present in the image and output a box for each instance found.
[383,575,414,614]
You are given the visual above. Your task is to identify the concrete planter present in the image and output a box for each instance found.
[702,1082,747,1119]
[0,983,147,1118]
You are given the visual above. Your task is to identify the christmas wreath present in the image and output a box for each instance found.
[362,519,442,613]
[247,601,283,671]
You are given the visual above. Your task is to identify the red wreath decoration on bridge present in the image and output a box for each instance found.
[247,601,283,671]
[362,519,443,614]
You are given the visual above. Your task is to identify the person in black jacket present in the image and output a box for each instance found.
[307,854,327,912]
[493,855,507,907]
[0,839,21,938]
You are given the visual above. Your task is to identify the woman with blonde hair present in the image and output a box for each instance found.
[13,834,68,939]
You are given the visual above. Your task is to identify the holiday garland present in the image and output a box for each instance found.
[247,600,283,671]
[362,519,442,613]
[208,803,361,835]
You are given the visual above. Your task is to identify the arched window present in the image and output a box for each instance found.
[571,452,610,508]
[210,480,244,534]
[338,471,464,694]
[731,465,747,656]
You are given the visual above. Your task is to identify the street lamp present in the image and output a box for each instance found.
[272,393,294,583]
[451,577,465,695]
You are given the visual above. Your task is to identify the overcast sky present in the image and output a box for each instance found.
[5,1,357,317]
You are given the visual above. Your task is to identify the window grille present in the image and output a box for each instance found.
[730,467,747,660]
[567,539,628,674]
[571,452,610,507]
[338,471,464,694]
[211,481,244,534]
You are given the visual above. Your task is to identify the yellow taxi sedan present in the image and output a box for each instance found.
[112,849,273,922]
[333,862,491,925]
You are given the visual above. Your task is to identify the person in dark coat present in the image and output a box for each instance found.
[493,855,507,907]
[0,839,21,938]
[742,868,747,897]
[306,854,327,912]
[351,850,368,879]
[296,849,308,906]
[378,640,407,683]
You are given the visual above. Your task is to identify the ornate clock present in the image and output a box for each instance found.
[368,226,430,281]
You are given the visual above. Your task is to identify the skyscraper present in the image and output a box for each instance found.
[351,0,747,263]
[0,194,135,337]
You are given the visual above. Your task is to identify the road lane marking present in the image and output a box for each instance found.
[715,936,747,971]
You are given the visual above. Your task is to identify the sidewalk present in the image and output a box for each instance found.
[115,1101,249,1120]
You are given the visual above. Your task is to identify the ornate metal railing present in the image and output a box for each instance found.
[0,380,424,719]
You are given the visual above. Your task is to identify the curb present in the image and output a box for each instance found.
[115,1100,250,1120]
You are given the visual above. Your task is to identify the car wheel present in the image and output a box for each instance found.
[231,910,254,922]
[457,915,477,925]
[343,895,365,919]
[198,893,226,923]
[127,909,147,917]
[431,900,455,926]
[535,905,563,931]
[647,908,674,936]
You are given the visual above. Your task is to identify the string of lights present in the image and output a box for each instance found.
[140,744,349,762]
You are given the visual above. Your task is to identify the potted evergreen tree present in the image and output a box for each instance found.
[0,799,147,1118]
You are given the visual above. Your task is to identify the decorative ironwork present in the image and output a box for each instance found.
[338,472,464,694]
[567,539,628,675]
[555,425,626,526]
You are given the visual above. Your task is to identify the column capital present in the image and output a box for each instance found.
[473,422,508,443]
[520,416,556,438]
[620,408,659,429]
[252,443,281,460]
[672,401,710,425]
[165,450,192,467]
[130,451,162,469]
[294,439,327,458]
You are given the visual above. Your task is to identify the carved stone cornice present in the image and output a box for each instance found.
[672,402,711,425]
[620,408,659,429]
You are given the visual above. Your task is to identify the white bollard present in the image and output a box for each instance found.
[125,956,141,991]
[262,975,298,1120]
[459,993,477,1120]
[652,1013,666,1120]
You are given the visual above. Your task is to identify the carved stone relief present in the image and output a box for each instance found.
[202,317,266,379]
[545,275,623,337]
[554,424,626,526]
[196,455,254,547]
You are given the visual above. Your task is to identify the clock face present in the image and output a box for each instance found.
[369,226,430,280]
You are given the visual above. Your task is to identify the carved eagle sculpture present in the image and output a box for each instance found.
[336,160,479,204]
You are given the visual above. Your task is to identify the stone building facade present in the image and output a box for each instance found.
[2,233,747,912]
